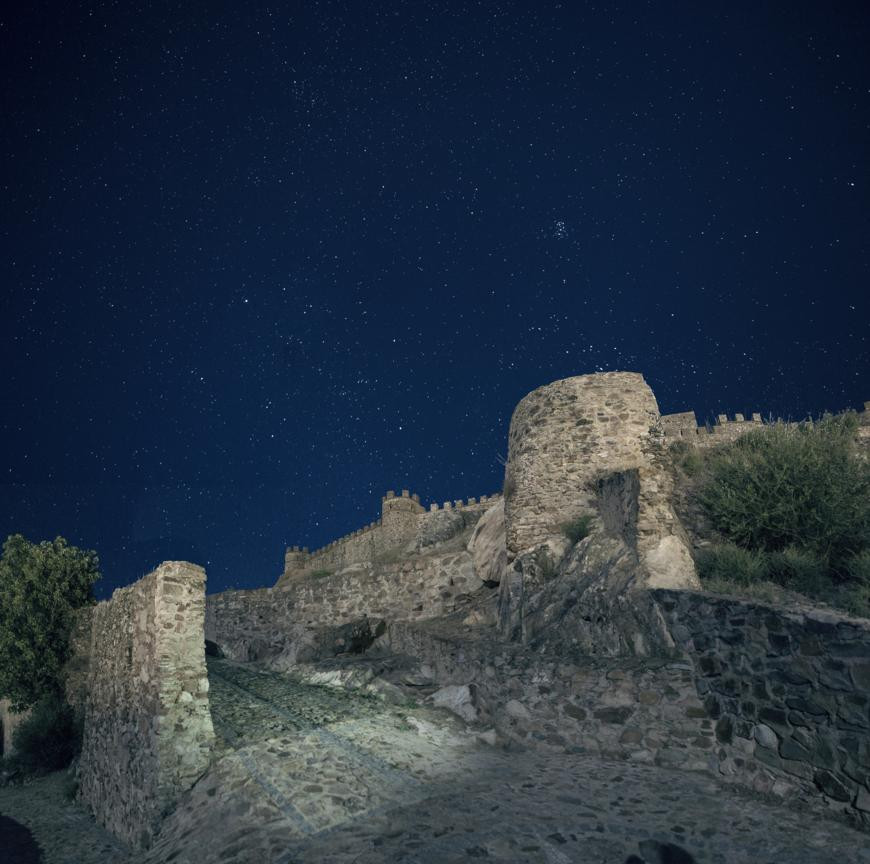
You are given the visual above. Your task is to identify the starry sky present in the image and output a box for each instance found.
[2,1,868,598]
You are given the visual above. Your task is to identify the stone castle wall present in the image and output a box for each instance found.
[503,372,662,554]
[662,401,870,449]
[207,549,479,661]
[77,561,214,850]
[501,372,697,598]
[655,589,870,827]
[277,491,499,587]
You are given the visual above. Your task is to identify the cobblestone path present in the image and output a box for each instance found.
[0,770,130,864]
[2,660,867,863]
[142,659,870,864]
[207,656,389,749]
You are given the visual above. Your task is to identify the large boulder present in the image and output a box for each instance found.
[517,532,677,655]
[467,499,507,586]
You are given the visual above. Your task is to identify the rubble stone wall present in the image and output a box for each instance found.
[654,589,870,828]
[504,372,662,556]
[383,620,716,771]
[77,561,214,850]
[277,493,499,587]
[207,551,479,661]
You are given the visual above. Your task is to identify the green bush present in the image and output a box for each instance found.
[835,581,870,619]
[11,694,81,773]
[537,550,557,580]
[669,441,704,476]
[764,546,829,593]
[696,543,870,618]
[695,543,767,586]
[698,414,869,567]
[0,535,99,711]
[844,550,870,585]
[701,574,780,605]
[561,513,595,545]
[839,551,870,617]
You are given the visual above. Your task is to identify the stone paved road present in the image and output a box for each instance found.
[0,770,129,864]
[2,660,867,863]
[143,659,870,864]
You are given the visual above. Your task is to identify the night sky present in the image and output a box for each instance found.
[2,2,868,598]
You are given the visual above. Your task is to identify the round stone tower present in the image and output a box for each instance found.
[503,370,697,590]
[380,489,424,547]
[504,371,659,554]
[275,546,310,588]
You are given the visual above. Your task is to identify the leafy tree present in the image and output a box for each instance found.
[0,535,99,711]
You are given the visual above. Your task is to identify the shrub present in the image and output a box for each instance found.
[835,581,870,619]
[698,414,869,566]
[561,513,595,545]
[0,535,99,711]
[310,569,333,580]
[844,549,870,585]
[11,694,81,773]
[669,441,704,476]
[839,551,870,618]
[764,546,829,594]
[695,543,767,586]
[537,550,557,580]
[701,575,779,605]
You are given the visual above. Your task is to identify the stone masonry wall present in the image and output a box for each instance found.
[77,561,215,850]
[208,551,478,661]
[504,372,656,554]
[662,402,870,450]
[503,371,696,589]
[383,619,717,772]
[654,589,870,828]
[276,492,499,587]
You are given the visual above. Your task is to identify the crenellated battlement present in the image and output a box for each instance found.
[276,488,501,587]
[661,409,763,441]
[662,402,870,449]
[427,493,501,512]
[276,391,867,590]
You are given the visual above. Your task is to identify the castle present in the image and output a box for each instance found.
[278,490,501,586]
[276,396,870,588]
[7,372,868,853]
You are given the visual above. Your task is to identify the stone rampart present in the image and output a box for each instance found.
[382,620,715,771]
[77,561,214,849]
[502,371,697,594]
[504,372,658,553]
[205,587,294,661]
[208,550,478,661]
[276,491,499,587]
[654,589,870,828]
[662,403,870,449]
[661,410,764,446]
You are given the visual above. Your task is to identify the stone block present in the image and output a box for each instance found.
[813,769,855,802]
[753,724,778,749]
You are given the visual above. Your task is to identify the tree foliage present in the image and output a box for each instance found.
[698,413,870,568]
[0,535,99,711]
[10,693,82,772]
